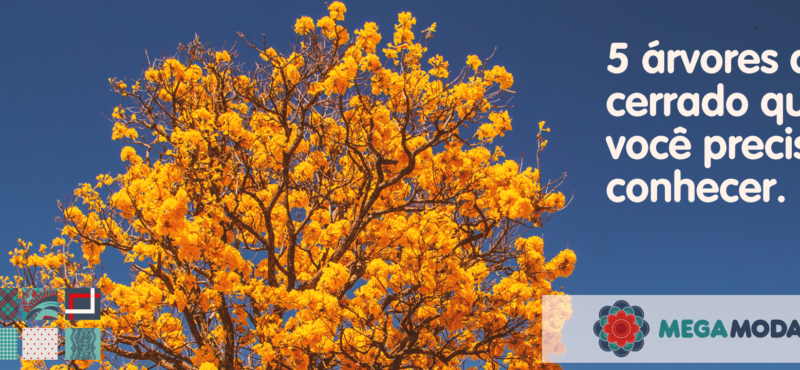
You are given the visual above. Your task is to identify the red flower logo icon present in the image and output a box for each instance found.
[593,300,649,357]
[603,309,640,348]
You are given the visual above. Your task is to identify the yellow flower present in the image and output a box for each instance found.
[259,47,278,62]
[428,54,449,78]
[485,65,514,89]
[119,146,137,162]
[393,12,416,45]
[317,16,335,34]
[112,106,125,120]
[328,1,347,21]
[355,22,381,53]
[467,55,482,71]
[215,50,231,63]
[294,16,315,35]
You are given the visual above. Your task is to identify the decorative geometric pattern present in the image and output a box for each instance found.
[0,289,18,322]
[65,288,101,321]
[65,328,101,360]
[22,328,58,360]
[593,300,649,358]
[19,288,59,321]
[0,328,18,360]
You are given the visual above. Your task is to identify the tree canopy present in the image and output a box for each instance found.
[10,2,575,369]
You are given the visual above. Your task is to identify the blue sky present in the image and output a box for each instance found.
[2,0,800,368]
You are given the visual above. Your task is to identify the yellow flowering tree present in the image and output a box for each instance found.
[10,2,575,370]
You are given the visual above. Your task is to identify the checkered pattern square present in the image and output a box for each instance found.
[0,289,18,322]
[0,328,18,360]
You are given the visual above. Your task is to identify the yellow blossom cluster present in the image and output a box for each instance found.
[13,3,574,370]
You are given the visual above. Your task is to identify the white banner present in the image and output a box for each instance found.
[543,295,800,363]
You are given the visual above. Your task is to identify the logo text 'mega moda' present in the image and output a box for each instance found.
[593,300,650,357]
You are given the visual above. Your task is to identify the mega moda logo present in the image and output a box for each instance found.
[659,318,800,338]
[546,296,800,363]
[593,300,650,357]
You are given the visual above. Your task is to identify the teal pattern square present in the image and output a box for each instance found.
[0,289,18,322]
[0,328,18,360]
[19,288,59,321]
[65,328,101,360]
